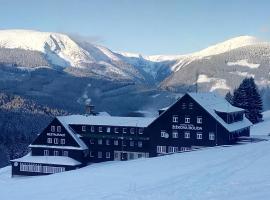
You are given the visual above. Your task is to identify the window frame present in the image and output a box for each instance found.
[184,131,190,139]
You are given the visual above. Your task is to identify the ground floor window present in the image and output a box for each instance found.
[209,132,215,140]
[63,151,68,157]
[197,133,203,139]
[157,146,166,153]
[106,152,110,158]
[168,146,178,153]
[184,132,190,139]
[44,150,49,156]
[98,152,102,158]
[19,163,65,174]
[181,147,190,152]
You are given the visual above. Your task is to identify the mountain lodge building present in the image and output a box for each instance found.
[11,92,252,176]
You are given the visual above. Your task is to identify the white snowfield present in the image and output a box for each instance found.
[227,59,260,68]
[1,139,270,200]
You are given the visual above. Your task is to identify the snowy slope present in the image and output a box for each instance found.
[1,140,270,200]
[251,110,270,136]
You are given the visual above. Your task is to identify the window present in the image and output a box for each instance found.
[172,115,178,123]
[129,152,134,160]
[114,140,118,146]
[60,139,65,145]
[114,127,119,133]
[47,138,52,144]
[89,139,94,144]
[82,126,86,132]
[138,128,144,135]
[209,132,215,140]
[44,150,49,156]
[197,117,202,124]
[122,140,126,146]
[106,139,110,145]
[138,153,143,158]
[157,146,166,153]
[185,117,190,123]
[172,131,178,138]
[168,146,178,153]
[98,152,102,158]
[130,141,134,147]
[57,126,61,132]
[184,132,190,139]
[182,103,187,109]
[54,151,59,156]
[98,139,102,145]
[130,128,135,134]
[161,130,168,138]
[51,126,55,132]
[54,138,58,144]
[189,103,193,109]
[197,133,203,140]
[106,152,110,158]
[89,151,94,157]
[138,141,142,148]
[63,151,68,157]
[106,127,111,133]
[181,147,190,152]
[99,127,103,132]
[91,126,94,132]
[114,152,119,159]
[123,128,127,133]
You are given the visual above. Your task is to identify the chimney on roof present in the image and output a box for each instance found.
[85,99,96,116]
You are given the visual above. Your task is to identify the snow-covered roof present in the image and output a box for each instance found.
[56,117,88,150]
[11,154,81,166]
[188,93,252,132]
[57,115,155,128]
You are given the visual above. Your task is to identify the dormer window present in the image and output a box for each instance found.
[82,126,86,132]
[99,127,103,132]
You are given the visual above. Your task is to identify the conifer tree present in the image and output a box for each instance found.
[225,91,233,104]
[232,77,263,124]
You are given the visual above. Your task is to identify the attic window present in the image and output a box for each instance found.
[181,103,187,109]
[172,115,178,123]
[51,126,55,132]
[57,126,61,132]
[189,103,193,109]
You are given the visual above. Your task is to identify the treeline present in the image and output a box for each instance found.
[0,92,68,167]
[0,48,49,67]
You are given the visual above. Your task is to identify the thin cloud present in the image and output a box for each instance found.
[66,32,105,44]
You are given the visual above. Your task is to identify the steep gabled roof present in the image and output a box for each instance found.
[187,92,252,132]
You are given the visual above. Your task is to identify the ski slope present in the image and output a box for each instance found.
[0,139,270,200]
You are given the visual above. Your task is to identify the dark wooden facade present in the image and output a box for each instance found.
[11,92,251,176]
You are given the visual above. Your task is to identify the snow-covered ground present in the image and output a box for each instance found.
[1,138,270,199]
[251,110,270,136]
[0,111,269,200]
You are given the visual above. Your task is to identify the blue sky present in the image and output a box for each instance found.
[0,0,269,55]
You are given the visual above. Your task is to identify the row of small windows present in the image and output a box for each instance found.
[51,126,61,132]
[44,150,68,157]
[181,103,194,109]
[47,138,65,145]
[161,131,215,140]
[19,163,65,174]
[89,151,149,160]
[172,116,202,124]
[82,126,144,135]
[157,146,191,154]
[90,139,143,148]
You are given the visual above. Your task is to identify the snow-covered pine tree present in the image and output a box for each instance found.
[225,91,233,104]
[232,77,263,124]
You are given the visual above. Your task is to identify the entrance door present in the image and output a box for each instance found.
[121,152,128,161]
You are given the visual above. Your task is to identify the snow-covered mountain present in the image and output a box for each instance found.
[0,29,270,112]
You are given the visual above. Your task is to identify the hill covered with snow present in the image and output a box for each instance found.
[1,138,270,200]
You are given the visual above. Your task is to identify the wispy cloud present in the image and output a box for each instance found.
[66,32,105,44]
